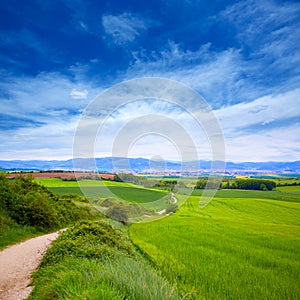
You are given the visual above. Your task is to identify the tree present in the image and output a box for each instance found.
[166,203,178,214]
[260,183,268,191]
[106,204,129,224]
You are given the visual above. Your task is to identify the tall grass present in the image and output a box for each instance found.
[0,221,40,250]
[130,190,300,299]
[29,220,182,300]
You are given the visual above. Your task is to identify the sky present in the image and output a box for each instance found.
[0,0,299,162]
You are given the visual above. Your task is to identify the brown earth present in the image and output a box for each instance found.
[6,171,115,180]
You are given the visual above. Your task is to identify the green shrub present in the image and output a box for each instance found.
[0,175,94,231]
[41,220,134,267]
[106,204,129,224]
[60,194,88,203]
[101,197,115,207]
[29,221,181,300]
[166,203,178,214]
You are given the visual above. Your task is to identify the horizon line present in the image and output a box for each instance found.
[0,156,299,164]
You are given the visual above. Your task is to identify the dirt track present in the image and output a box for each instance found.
[0,231,63,300]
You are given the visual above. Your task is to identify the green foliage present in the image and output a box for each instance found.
[105,201,151,224]
[223,178,276,190]
[236,179,276,190]
[154,179,178,191]
[165,203,178,214]
[0,175,95,232]
[113,174,123,182]
[113,173,152,186]
[113,173,181,190]
[106,204,129,224]
[59,193,89,203]
[61,177,77,181]
[195,178,222,189]
[195,178,207,189]
[99,199,154,223]
[29,221,181,300]
[36,177,167,220]
[100,197,115,207]
[0,211,40,250]
[41,221,133,267]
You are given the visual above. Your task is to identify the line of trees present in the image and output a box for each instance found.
[224,179,276,191]
[194,178,276,191]
[195,179,222,190]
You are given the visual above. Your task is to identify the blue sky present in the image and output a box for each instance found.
[0,0,299,162]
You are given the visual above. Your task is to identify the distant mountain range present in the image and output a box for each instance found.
[1,157,300,173]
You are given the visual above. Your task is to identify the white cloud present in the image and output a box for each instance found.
[102,13,150,45]
[223,124,300,162]
[221,0,300,88]
[1,74,299,162]
[221,0,300,43]
[0,70,98,160]
[70,88,88,99]
[0,71,94,121]
[1,60,299,161]
[215,89,300,133]
[214,89,300,161]
[0,115,80,160]
[118,1,300,108]
[125,43,253,107]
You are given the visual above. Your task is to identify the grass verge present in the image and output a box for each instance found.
[28,220,183,300]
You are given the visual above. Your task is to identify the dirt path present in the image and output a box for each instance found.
[0,230,64,300]
[157,192,178,215]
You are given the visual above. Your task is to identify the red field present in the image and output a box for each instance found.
[6,172,115,180]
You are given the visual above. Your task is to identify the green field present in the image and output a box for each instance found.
[30,177,300,299]
[36,178,167,203]
[130,188,300,299]
[276,185,300,193]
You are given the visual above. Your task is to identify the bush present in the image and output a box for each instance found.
[0,175,93,231]
[106,204,129,224]
[236,179,276,191]
[40,220,134,267]
[166,203,178,214]
[101,198,115,207]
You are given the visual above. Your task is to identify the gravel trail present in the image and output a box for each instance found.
[0,231,63,300]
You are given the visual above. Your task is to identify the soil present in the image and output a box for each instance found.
[0,231,63,300]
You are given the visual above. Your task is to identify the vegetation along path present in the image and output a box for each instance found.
[0,230,64,300]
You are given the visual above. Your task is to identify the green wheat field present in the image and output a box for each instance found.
[34,177,300,299]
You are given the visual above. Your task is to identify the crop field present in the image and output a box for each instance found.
[191,188,300,202]
[130,188,300,299]
[276,185,300,193]
[36,178,167,203]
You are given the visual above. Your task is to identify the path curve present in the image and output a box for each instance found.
[157,192,178,215]
[0,230,64,300]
